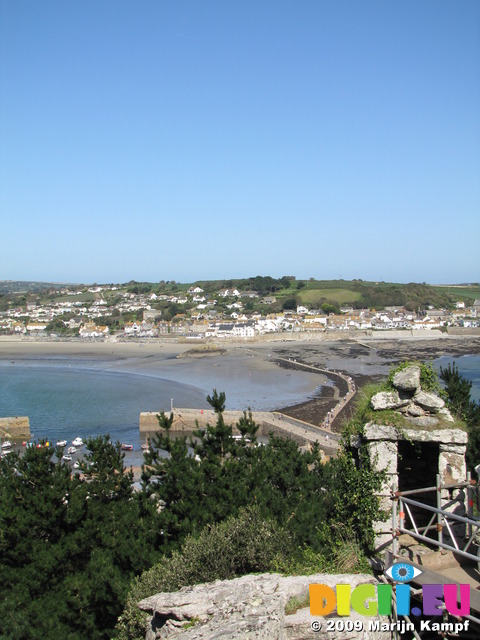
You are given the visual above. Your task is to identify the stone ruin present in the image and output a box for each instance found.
[360,365,467,552]
[369,364,454,428]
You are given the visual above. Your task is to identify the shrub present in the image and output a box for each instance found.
[114,505,293,640]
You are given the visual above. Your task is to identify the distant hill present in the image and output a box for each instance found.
[0,281,73,294]
[1,278,479,310]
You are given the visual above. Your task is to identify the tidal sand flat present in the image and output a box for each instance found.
[1,335,478,449]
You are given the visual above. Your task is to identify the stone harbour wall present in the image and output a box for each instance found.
[0,416,30,439]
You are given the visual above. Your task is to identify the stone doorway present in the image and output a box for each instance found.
[397,440,440,533]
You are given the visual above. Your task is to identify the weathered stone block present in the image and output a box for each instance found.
[406,404,425,417]
[371,391,410,411]
[439,451,466,485]
[413,390,445,412]
[405,415,439,428]
[367,441,397,474]
[393,366,420,391]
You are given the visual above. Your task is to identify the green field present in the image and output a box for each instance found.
[431,284,480,302]
[297,287,363,305]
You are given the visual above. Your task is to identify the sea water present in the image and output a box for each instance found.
[0,354,319,448]
[434,354,480,404]
[0,354,478,450]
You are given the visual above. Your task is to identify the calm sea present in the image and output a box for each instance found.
[1,354,478,451]
[0,354,320,449]
[434,354,480,404]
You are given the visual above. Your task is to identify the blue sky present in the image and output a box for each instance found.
[1,1,479,285]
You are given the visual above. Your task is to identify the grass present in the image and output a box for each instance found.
[285,593,310,615]
[298,288,363,305]
[182,617,201,629]
[362,403,466,432]
[431,283,480,302]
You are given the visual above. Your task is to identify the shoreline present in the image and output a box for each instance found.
[1,334,479,438]
[1,331,479,358]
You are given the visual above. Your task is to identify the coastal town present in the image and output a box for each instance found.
[1,281,479,340]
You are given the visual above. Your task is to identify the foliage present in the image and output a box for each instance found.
[321,302,340,314]
[0,437,157,640]
[329,526,371,573]
[285,593,310,615]
[114,506,293,640]
[282,297,298,310]
[439,362,480,470]
[118,390,385,638]
[1,389,387,640]
[320,449,385,553]
[341,383,386,437]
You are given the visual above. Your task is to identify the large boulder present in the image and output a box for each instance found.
[392,366,421,392]
[413,390,445,412]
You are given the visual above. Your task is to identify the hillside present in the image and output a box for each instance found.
[1,277,479,311]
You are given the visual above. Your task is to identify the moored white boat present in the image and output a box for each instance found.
[56,440,67,447]
[62,455,72,462]
[72,437,83,447]
[1,441,13,450]
[67,446,77,454]
[121,443,133,451]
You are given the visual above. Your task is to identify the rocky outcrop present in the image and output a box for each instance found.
[370,366,453,427]
[138,573,391,639]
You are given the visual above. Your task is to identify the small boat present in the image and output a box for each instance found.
[56,440,67,447]
[73,461,80,469]
[1,441,12,450]
[121,443,133,451]
[141,443,149,450]
[67,446,77,454]
[72,437,83,447]
[62,455,72,462]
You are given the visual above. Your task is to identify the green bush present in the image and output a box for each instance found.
[114,505,293,640]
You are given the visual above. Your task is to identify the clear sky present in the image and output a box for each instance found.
[1,1,479,285]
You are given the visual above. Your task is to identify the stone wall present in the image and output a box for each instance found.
[140,408,325,446]
[0,416,30,439]
[361,364,468,551]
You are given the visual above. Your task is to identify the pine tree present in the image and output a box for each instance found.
[440,362,480,471]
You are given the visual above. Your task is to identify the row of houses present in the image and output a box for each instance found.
[2,283,480,337]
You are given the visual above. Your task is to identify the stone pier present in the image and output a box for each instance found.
[139,408,341,452]
[0,416,30,440]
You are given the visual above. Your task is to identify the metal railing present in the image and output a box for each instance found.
[392,473,480,563]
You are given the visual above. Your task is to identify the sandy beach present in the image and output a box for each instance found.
[2,333,479,474]
[2,333,479,421]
